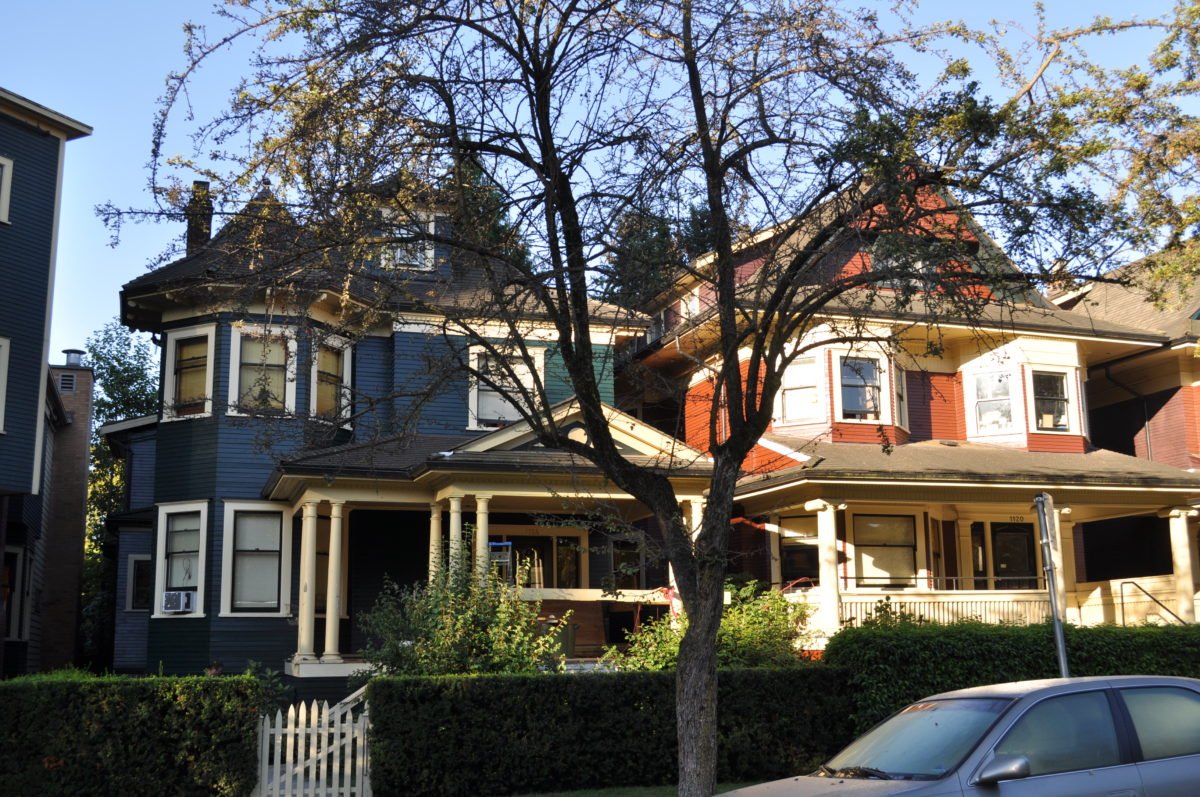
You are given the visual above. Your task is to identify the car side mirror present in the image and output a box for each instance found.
[974,754,1031,786]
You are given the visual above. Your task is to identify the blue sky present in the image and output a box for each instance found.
[0,0,1176,362]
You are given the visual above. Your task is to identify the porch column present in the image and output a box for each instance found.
[428,502,443,582]
[322,502,346,663]
[1161,507,1198,623]
[295,501,319,663]
[768,514,782,589]
[957,517,974,590]
[474,495,491,581]
[1052,507,1077,623]
[448,494,464,573]
[805,499,842,637]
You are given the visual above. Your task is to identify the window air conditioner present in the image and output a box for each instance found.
[162,590,196,613]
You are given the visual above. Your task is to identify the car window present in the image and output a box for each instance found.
[994,691,1121,776]
[1119,687,1200,760]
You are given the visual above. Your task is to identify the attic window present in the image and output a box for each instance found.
[379,217,436,271]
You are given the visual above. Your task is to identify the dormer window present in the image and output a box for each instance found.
[379,216,436,271]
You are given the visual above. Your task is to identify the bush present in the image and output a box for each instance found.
[368,667,852,796]
[824,622,1200,733]
[604,581,811,670]
[0,671,262,796]
[357,563,567,677]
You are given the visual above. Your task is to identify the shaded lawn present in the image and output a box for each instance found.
[516,785,754,797]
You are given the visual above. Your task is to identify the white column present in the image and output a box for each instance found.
[428,502,443,581]
[449,495,464,573]
[768,514,782,589]
[1163,508,1198,623]
[475,495,491,581]
[957,517,974,590]
[805,499,842,637]
[1051,507,1075,622]
[295,501,319,662]
[322,502,346,663]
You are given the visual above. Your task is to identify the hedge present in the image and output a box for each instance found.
[368,666,852,796]
[0,671,263,796]
[824,622,1200,733]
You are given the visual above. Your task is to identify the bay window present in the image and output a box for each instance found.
[163,325,215,419]
[1032,371,1070,431]
[779,356,821,424]
[840,356,881,421]
[154,501,208,617]
[230,511,282,612]
[974,371,1013,434]
[229,326,296,415]
[165,512,201,592]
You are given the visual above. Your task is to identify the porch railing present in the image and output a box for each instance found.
[839,593,1052,626]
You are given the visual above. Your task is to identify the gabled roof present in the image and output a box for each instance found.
[0,88,91,139]
[1059,268,1200,344]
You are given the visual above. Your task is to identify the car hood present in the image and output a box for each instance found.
[718,774,961,797]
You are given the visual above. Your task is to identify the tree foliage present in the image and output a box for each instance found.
[133,1,1200,792]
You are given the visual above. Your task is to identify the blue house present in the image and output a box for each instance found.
[0,89,92,675]
[105,183,708,693]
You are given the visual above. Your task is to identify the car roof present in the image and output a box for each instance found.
[924,675,1200,702]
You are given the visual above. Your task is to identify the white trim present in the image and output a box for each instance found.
[162,324,216,421]
[152,500,209,618]
[832,349,897,425]
[392,314,640,340]
[1024,364,1081,436]
[227,324,297,416]
[219,500,294,617]
[309,334,353,424]
[0,156,12,224]
[0,337,9,434]
[964,365,1023,442]
[97,413,157,436]
[467,346,546,431]
[773,353,826,427]
[379,214,437,271]
[756,436,814,465]
[124,554,152,612]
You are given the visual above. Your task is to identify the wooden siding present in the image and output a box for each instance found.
[113,528,153,671]
[1027,433,1087,453]
[147,614,213,675]
[831,421,901,445]
[0,114,61,493]
[127,429,157,510]
[906,371,965,441]
[683,375,717,452]
[352,335,393,436]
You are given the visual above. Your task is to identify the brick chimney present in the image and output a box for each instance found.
[185,180,213,255]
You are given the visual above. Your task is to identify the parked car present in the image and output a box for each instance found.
[718,675,1200,796]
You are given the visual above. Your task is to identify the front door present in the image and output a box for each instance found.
[991,523,1037,590]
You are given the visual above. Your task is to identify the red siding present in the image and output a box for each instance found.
[831,422,901,445]
[683,376,716,453]
[1027,433,1087,453]
[906,371,965,441]
[1137,386,1198,469]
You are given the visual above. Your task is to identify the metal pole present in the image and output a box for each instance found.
[1034,492,1070,678]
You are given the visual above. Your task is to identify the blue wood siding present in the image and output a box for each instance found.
[353,335,393,436]
[113,528,152,671]
[0,114,61,494]
[127,430,157,510]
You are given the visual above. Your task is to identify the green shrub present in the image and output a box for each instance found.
[357,563,567,677]
[604,581,811,671]
[0,672,262,796]
[368,667,852,796]
[824,622,1200,733]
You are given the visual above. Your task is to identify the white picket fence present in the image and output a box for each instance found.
[254,687,371,797]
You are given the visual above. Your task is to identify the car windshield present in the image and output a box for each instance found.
[825,697,1011,779]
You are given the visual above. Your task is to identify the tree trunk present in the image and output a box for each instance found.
[676,598,722,796]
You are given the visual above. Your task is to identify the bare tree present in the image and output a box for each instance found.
[120,1,1200,793]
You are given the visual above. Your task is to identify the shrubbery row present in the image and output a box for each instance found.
[0,671,263,796]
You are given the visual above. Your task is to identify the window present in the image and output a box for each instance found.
[840,356,881,421]
[163,325,215,419]
[853,515,916,588]
[379,216,436,271]
[153,501,208,617]
[220,502,292,616]
[231,512,282,612]
[779,516,819,587]
[469,348,543,429]
[228,326,296,415]
[1032,371,1070,431]
[0,156,12,224]
[165,512,201,592]
[311,340,352,421]
[974,371,1012,434]
[1119,686,1200,760]
[894,368,909,429]
[127,555,153,611]
[994,691,1121,775]
[779,356,822,424]
[0,337,9,432]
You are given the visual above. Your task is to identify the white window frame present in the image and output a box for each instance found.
[153,501,208,618]
[379,215,437,272]
[125,554,153,612]
[1026,366,1080,435]
[227,324,298,416]
[468,346,545,430]
[0,156,12,224]
[968,368,1018,438]
[833,352,898,425]
[0,336,9,433]
[309,335,353,425]
[162,324,216,421]
[219,501,293,617]
[849,513,920,590]
[775,354,825,426]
